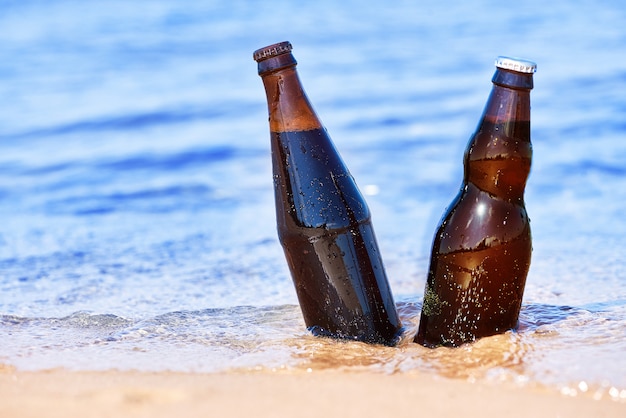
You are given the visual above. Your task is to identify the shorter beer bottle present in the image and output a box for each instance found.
[415,56,536,347]
[253,42,402,346]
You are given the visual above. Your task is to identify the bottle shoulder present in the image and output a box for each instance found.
[272,129,370,231]
[464,120,532,199]
[435,183,529,254]
[467,120,531,160]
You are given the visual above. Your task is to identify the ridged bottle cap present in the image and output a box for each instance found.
[253,41,293,62]
[495,56,537,74]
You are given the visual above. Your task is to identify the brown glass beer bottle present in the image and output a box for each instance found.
[253,41,402,345]
[415,56,536,347]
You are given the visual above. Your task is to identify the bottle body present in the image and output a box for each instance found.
[415,57,535,347]
[256,42,402,345]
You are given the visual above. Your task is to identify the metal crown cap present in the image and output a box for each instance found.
[495,56,537,74]
[253,41,293,62]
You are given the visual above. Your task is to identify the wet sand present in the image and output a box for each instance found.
[1,365,623,418]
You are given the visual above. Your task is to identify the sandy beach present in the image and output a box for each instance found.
[1,365,623,418]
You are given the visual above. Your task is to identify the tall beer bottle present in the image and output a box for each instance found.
[253,41,402,346]
[415,56,536,347]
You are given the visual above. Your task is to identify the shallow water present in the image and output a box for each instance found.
[1,0,626,402]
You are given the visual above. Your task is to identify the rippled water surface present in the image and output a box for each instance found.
[1,0,626,401]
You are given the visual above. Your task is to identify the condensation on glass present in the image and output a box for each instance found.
[254,42,402,346]
[415,56,537,348]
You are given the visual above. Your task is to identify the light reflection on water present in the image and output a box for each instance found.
[276,302,626,401]
[1,0,626,402]
[3,300,625,401]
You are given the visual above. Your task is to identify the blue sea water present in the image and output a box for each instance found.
[1,0,626,400]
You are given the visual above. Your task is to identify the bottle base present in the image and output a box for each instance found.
[308,325,404,347]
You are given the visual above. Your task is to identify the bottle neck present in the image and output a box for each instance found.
[476,81,531,138]
[464,75,532,201]
[492,67,533,90]
[259,60,323,133]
